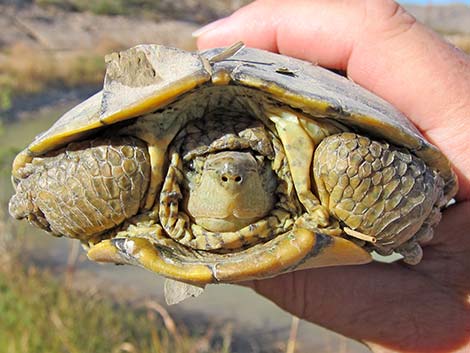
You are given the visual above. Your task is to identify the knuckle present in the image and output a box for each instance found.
[363,0,418,39]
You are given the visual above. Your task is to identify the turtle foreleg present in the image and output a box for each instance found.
[121,113,184,211]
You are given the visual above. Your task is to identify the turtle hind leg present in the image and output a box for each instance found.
[9,137,151,242]
[313,132,442,263]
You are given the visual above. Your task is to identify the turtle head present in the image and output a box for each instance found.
[186,151,276,232]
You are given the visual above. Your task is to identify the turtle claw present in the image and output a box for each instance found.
[310,205,330,227]
[295,207,339,236]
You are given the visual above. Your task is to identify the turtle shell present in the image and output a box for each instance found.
[10,44,458,284]
[12,44,456,198]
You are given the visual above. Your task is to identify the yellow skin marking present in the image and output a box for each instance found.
[145,144,171,210]
[131,119,183,210]
[269,109,330,227]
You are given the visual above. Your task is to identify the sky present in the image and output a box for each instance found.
[400,0,469,3]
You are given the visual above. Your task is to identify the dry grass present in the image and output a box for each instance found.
[0,42,120,93]
[35,0,252,23]
[0,40,122,110]
[446,34,470,54]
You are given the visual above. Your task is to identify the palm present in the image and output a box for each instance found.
[247,202,470,352]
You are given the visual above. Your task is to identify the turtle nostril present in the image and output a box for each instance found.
[220,174,243,184]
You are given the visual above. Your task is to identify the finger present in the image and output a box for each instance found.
[196,0,470,200]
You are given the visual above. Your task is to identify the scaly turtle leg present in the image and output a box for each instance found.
[313,132,443,259]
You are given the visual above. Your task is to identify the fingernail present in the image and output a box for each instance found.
[192,17,228,38]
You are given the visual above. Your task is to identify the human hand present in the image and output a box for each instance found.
[195,1,470,351]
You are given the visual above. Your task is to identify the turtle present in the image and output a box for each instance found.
[9,42,458,300]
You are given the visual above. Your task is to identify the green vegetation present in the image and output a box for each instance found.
[0,87,12,111]
[0,40,125,123]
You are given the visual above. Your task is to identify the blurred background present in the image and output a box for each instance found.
[0,1,469,352]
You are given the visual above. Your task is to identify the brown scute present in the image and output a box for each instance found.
[314,133,442,252]
[9,136,151,242]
